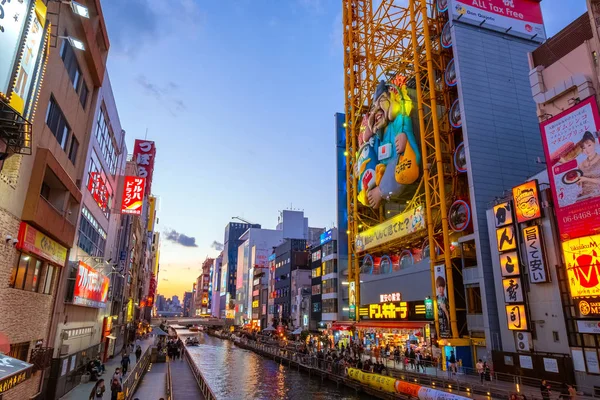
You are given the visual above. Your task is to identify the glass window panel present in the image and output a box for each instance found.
[13,254,29,289]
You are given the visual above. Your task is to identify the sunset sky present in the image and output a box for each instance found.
[102,0,588,300]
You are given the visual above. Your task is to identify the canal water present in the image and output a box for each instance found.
[177,329,370,400]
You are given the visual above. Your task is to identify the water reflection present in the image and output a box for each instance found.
[180,330,370,400]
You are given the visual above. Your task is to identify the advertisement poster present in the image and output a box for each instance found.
[73,262,109,308]
[563,235,600,299]
[133,140,156,193]
[450,0,545,40]
[522,225,548,283]
[355,205,424,252]
[540,97,600,240]
[544,358,560,374]
[585,351,600,374]
[120,176,145,215]
[513,180,542,223]
[349,281,356,320]
[0,0,30,95]
[434,265,451,338]
[519,355,533,369]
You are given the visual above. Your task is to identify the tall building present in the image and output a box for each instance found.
[272,239,309,327]
[219,221,260,318]
[210,253,222,317]
[195,258,212,316]
[335,113,349,320]
[183,292,193,317]
[0,1,110,398]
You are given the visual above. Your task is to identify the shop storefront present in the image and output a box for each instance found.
[331,321,355,347]
[355,300,435,357]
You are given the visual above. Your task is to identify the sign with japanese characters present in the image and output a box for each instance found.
[513,180,542,223]
[380,292,402,303]
[17,222,67,265]
[496,225,517,252]
[522,225,549,283]
[133,140,156,194]
[563,234,600,299]
[502,277,524,303]
[493,201,513,228]
[450,0,546,41]
[540,97,600,240]
[355,206,425,252]
[120,176,145,215]
[577,299,600,318]
[87,172,109,211]
[505,304,528,331]
[0,0,31,97]
[499,251,520,277]
[358,301,432,321]
[72,261,110,308]
[0,353,33,395]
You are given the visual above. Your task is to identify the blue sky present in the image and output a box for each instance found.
[101,0,587,298]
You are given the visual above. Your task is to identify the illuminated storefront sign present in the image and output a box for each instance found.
[126,299,134,323]
[320,230,333,245]
[499,251,520,277]
[133,140,156,194]
[72,262,110,308]
[522,225,548,283]
[358,301,432,321]
[87,172,109,211]
[505,304,528,331]
[0,0,33,96]
[120,176,145,215]
[496,225,517,252]
[513,180,541,223]
[424,298,434,319]
[147,196,156,232]
[502,277,524,303]
[577,320,600,334]
[493,202,513,227]
[563,235,600,299]
[577,299,600,318]
[16,222,67,265]
[349,281,356,320]
[450,0,546,41]
[380,292,402,303]
[252,300,259,308]
[0,354,33,395]
[355,206,425,252]
[540,97,600,240]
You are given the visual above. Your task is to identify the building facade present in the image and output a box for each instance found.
[272,239,308,328]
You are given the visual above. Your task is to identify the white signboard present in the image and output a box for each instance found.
[543,358,559,373]
[13,5,44,111]
[522,225,548,283]
[585,350,600,374]
[0,0,30,94]
[519,355,533,369]
[450,0,546,41]
[577,320,600,334]
[571,349,586,372]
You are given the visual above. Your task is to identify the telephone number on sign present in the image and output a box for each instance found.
[562,208,600,223]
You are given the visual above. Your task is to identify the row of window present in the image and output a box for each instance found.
[322,298,338,314]
[9,252,57,295]
[273,287,290,299]
[46,96,78,165]
[95,106,118,175]
[311,250,321,262]
[275,258,291,269]
[322,260,337,275]
[77,207,107,257]
[322,279,338,294]
[322,241,336,258]
[60,38,88,109]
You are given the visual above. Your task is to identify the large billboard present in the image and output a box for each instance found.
[73,261,110,308]
[450,0,545,41]
[120,176,145,215]
[563,235,600,299]
[434,265,451,338]
[540,97,600,240]
[133,140,156,194]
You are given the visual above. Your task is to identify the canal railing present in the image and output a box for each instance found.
[122,344,153,400]
[165,360,173,400]
[182,346,218,400]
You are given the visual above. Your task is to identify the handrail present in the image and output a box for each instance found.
[166,359,173,400]
[122,345,152,400]
[182,346,218,400]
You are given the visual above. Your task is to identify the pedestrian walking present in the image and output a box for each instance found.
[476,359,484,383]
[112,368,122,384]
[135,345,142,362]
[89,378,105,399]
[121,353,130,375]
[110,377,122,400]
[448,351,457,376]
[540,380,551,400]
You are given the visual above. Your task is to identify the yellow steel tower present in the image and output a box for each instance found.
[343,0,464,342]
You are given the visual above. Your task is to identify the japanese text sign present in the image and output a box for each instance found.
[133,140,156,194]
[577,299,600,318]
[355,206,425,252]
[502,277,524,303]
[522,225,548,283]
[72,261,109,308]
[0,353,32,394]
[450,0,545,41]
[120,176,145,215]
[563,234,600,299]
[499,251,520,277]
[540,97,600,240]
[496,225,517,252]
[380,292,402,303]
[493,201,513,227]
[505,304,528,331]
[360,302,408,320]
[513,180,542,223]
[87,172,109,211]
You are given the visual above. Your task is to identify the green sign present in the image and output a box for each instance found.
[425,298,434,319]
[349,305,356,321]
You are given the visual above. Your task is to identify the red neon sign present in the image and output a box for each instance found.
[120,176,145,215]
[133,140,156,194]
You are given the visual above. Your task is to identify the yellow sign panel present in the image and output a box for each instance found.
[126,299,134,323]
[359,302,408,320]
[252,300,259,308]
[563,235,600,299]
[513,180,541,223]
[355,206,425,252]
[496,225,517,252]
[17,222,67,265]
[505,304,528,331]
[493,202,513,227]
[147,196,156,232]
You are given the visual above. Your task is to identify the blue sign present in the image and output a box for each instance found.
[320,230,333,245]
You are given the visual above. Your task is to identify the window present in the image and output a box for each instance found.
[77,207,107,257]
[95,106,118,175]
[87,152,113,217]
[322,298,338,314]
[40,182,50,201]
[60,37,88,108]
[9,253,55,294]
[312,250,322,262]
[9,342,30,362]
[322,260,337,275]
[323,241,337,257]
[322,279,338,294]
[312,284,321,295]
[68,136,79,165]
[312,266,321,278]
[41,264,56,295]
[45,96,70,150]
[466,286,483,314]
[313,302,321,312]
[553,331,560,342]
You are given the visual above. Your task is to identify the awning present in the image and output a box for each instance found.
[331,321,355,331]
[355,321,428,329]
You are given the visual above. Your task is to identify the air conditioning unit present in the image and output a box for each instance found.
[59,345,70,356]
[515,331,532,352]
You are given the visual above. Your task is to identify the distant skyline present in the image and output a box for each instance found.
[101,0,588,299]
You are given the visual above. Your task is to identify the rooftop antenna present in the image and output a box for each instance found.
[144,128,148,140]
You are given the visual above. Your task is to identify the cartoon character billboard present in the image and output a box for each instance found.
[540,97,600,240]
[355,77,421,209]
